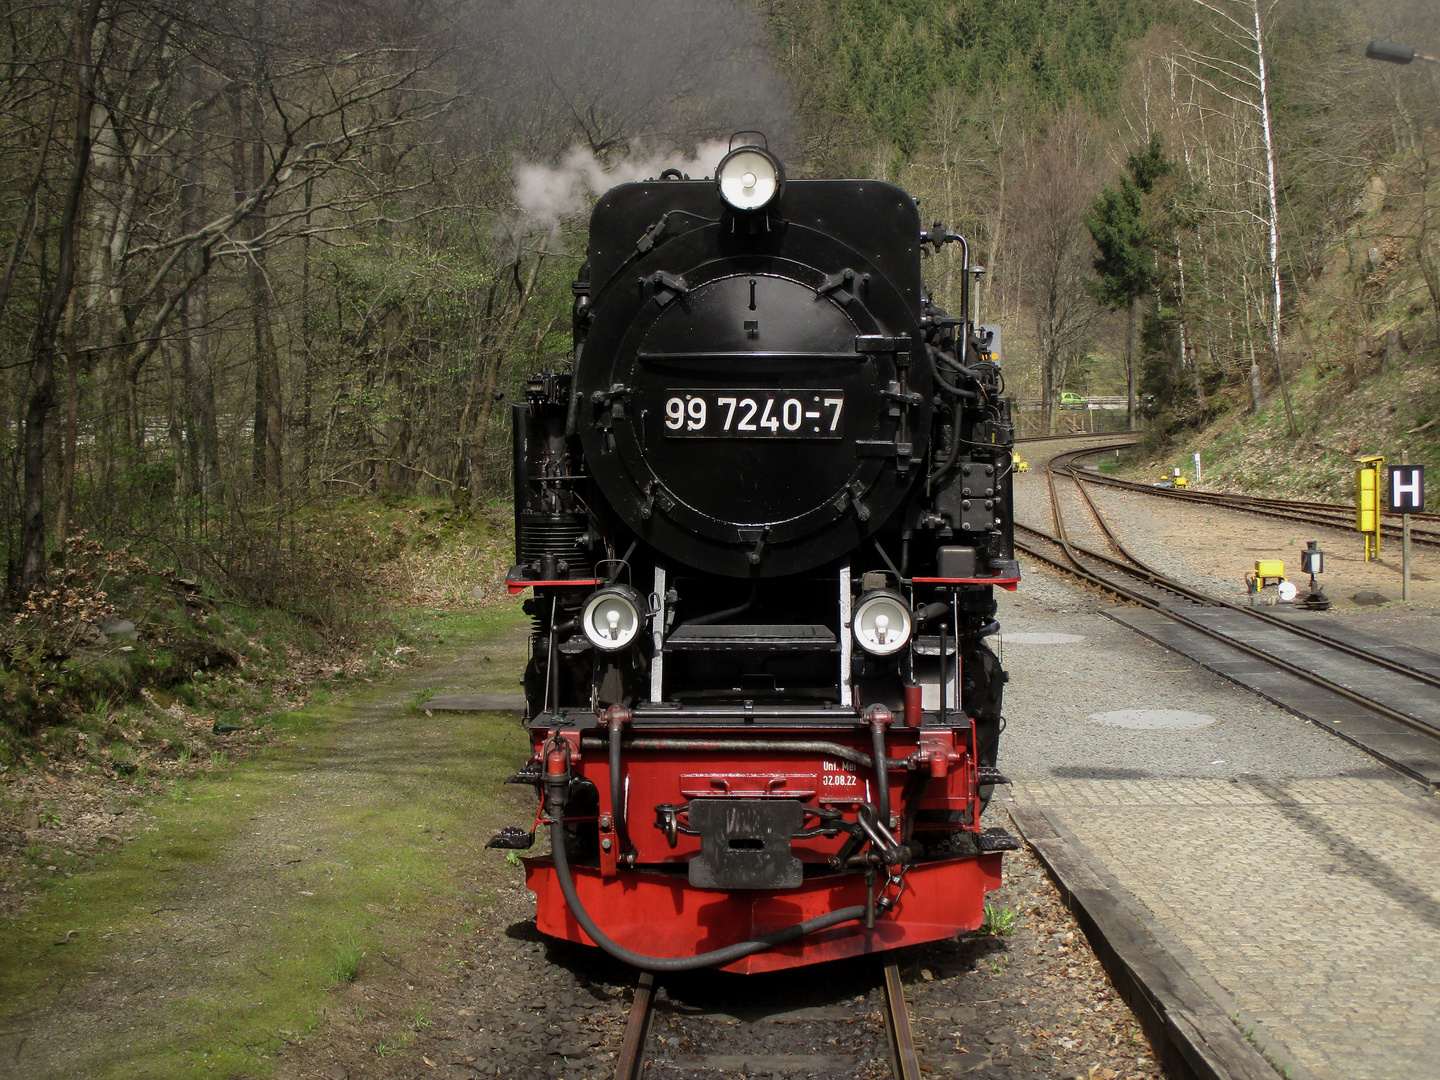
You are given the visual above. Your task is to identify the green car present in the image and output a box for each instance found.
[1060,392,1087,408]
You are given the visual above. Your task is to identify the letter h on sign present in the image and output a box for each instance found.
[1389,465,1425,512]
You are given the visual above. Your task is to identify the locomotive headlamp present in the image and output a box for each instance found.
[580,585,647,651]
[853,590,913,656]
[716,147,784,211]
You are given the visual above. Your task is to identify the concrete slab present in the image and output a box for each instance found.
[1106,606,1440,785]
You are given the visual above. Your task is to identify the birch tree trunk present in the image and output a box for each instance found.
[1249,0,1296,436]
[1188,0,1296,434]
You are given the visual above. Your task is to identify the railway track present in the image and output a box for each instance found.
[613,959,922,1079]
[1055,443,1440,547]
[1016,444,1440,783]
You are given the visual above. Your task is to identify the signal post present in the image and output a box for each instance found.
[1390,452,1427,601]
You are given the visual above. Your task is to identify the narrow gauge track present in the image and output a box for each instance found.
[1016,430,1134,444]
[1066,450,1440,547]
[1014,447,1440,769]
[613,960,921,1079]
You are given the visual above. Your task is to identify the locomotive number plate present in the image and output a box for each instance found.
[662,389,844,438]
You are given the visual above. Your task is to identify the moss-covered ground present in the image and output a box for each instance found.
[0,604,532,1078]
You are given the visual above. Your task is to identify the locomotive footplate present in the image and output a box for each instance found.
[687,798,805,889]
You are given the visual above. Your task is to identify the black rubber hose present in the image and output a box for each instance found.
[547,818,867,971]
[929,408,963,485]
[870,722,891,824]
[933,368,980,401]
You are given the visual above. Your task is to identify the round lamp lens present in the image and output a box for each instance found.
[853,591,913,656]
[581,588,644,651]
[718,149,780,211]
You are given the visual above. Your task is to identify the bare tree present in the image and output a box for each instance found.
[20,0,103,590]
[1014,108,1104,433]
[1184,0,1297,435]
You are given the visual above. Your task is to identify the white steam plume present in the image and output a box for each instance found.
[512,140,731,233]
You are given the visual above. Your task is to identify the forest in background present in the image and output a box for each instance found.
[2,0,1438,633]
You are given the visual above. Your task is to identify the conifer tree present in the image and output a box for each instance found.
[1086,133,1172,430]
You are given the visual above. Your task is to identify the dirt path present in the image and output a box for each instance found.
[0,611,533,1080]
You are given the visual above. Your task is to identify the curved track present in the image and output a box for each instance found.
[1061,451,1440,548]
[1015,442,1440,782]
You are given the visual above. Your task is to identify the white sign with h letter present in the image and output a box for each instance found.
[1388,465,1425,513]
[1391,462,1425,602]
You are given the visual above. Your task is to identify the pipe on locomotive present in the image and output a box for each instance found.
[867,705,894,824]
[543,736,866,972]
[576,735,916,773]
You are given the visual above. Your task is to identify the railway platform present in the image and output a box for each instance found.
[995,594,1440,1080]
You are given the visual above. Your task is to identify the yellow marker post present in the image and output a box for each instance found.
[1355,454,1385,561]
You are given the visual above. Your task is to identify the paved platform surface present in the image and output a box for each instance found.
[995,589,1440,1080]
[1007,776,1440,1080]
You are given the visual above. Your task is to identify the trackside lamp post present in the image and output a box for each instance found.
[1300,541,1329,611]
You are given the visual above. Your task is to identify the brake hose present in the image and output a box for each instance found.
[547,814,867,972]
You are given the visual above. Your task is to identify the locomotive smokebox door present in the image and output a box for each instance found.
[688,799,804,890]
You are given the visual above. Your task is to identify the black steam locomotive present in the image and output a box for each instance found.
[496,135,1019,973]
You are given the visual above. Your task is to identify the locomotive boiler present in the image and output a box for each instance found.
[491,135,1020,974]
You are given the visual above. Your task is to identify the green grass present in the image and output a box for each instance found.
[0,603,530,1079]
[978,901,1018,936]
[330,934,364,985]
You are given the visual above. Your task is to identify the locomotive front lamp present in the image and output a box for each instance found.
[717,146,784,211]
[853,590,913,656]
[580,585,647,651]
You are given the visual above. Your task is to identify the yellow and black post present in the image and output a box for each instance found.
[1355,454,1385,562]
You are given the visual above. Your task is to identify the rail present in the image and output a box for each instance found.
[1012,447,1440,767]
[611,959,923,1079]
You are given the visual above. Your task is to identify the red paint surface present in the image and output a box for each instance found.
[569,735,980,865]
[524,855,1002,973]
[506,578,602,595]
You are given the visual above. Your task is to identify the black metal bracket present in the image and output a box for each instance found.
[654,803,700,848]
[647,270,689,307]
[635,215,670,254]
[486,825,535,850]
[856,335,909,353]
[977,827,1022,852]
[817,267,858,305]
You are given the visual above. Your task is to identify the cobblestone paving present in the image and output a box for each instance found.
[1008,775,1440,1080]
